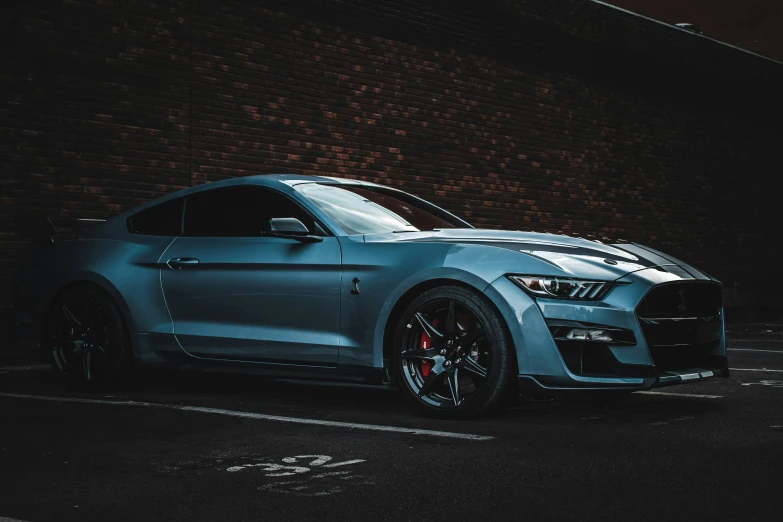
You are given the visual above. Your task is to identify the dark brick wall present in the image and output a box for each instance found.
[2,0,782,319]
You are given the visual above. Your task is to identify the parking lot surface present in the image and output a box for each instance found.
[2,339,783,521]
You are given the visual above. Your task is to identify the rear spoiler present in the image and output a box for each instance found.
[16,215,106,241]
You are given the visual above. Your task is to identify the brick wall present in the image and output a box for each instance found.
[1,0,782,320]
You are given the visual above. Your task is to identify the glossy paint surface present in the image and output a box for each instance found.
[161,236,342,366]
[13,174,726,390]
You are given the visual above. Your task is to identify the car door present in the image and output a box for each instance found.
[160,185,342,366]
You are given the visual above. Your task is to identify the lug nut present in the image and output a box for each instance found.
[444,360,452,367]
[439,349,447,355]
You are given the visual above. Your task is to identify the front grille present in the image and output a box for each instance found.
[637,282,723,372]
[637,281,722,320]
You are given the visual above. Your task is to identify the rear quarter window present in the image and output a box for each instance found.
[126,197,184,236]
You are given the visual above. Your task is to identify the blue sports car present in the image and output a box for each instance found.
[11,174,728,418]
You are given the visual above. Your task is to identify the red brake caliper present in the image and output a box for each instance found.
[419,319,437,377]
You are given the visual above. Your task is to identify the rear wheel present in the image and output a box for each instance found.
[393,285,513,418]
[44,284,133,386]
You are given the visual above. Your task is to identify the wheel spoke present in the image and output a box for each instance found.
[458,326,485,350]
[443,300,458,335]
[71,340,84,355]
[61,305,82,330]
[82,351,92,381]
[461,355,488,378]
[401,348,438,361]
[415,312,443,339]
[417,367,448,398]
[446,368,461,406]
[52,343,66,371]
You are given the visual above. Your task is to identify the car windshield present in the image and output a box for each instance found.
[295,183,463,235]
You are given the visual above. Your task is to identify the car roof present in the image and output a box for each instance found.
[148,174,386,204]
[207,173,385,189]
[104,174,388,224]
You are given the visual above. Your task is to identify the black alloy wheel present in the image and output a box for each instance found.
[46,284,133,386]
[394,285,513,418]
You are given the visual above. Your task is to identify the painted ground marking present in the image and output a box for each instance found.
[740,380,783,388]
[635,391,723,399]
[228,454,372,496]
[0,392,494,441]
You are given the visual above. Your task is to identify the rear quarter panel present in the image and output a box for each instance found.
[17,235,174,352]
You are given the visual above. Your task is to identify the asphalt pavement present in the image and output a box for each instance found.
[1,339,783,522]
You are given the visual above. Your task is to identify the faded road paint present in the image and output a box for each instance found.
[635,391,723,399]
[226,454,370,497]
[728,348,783,354]
[0,392,494,441]
[0,364,50,372]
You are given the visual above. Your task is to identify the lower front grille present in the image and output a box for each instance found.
[648,341,721,372]
[554,341,657,378]
[637,281,723,372]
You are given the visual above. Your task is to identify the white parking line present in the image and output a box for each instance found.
[730,368,783,373]
[0,392,494,441]
[728,348,783,354]
[727,339,783,343]
[635,391,723,399]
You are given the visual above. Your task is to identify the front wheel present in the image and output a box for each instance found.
[393,285,514,419]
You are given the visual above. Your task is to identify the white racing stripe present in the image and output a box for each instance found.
[0,392,494,441]
[730,368,783,373]
[635,391,723,399]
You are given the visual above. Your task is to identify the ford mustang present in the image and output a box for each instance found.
[11,174,729,417]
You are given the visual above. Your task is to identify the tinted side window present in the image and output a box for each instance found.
[183,186,317,237]
[127,197,184,236]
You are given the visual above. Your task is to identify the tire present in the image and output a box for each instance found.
[392,285,513,419]
[44,283,134,387]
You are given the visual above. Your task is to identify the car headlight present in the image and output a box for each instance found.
[508,275,614,300]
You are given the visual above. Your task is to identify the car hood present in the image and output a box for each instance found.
[363,228,711,281]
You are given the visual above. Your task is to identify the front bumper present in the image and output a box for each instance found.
[517,366,725,396]
[485,268,729,394]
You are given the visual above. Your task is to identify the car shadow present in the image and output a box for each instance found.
[2,366,727,428]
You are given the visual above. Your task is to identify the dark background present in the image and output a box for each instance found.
[2,0,782,322]
[604,0,783,60]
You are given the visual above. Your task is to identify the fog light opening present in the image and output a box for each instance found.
[547,324,636,345]
[565,328,614,343]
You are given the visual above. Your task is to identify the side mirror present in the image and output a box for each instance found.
[269,217,310,234]
[267,218,323,243]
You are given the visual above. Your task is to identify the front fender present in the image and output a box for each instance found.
[368,267,493,367]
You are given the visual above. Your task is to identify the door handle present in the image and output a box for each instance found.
[167,257,199,269]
